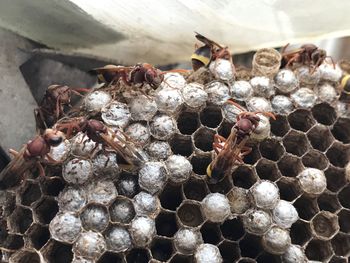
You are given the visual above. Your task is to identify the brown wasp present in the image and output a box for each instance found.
[206,100,275,184]
[54,117,147,168]
[34,85,89,132]
[280,43,334,73]
[191,32,234,72]
[0,129,65,189]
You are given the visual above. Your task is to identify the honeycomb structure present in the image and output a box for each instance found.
[1,53,350,263]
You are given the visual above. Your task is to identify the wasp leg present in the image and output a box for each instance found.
[8,149,19,158]
[36,162,46,177]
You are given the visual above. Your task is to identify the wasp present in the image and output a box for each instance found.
[191,32,234,72]
[55,117,147,168]
[339,74,350,103]
[34,85,89,132]
[0,129,65,189]
[206,100,275,184]
[281,43,334,73]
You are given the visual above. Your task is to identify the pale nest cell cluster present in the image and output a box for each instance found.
[1,50,350,263]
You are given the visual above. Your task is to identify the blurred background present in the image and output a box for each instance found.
[1,0,350,168]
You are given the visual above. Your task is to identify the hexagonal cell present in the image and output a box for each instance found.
[42,240,73,263]
[256,252,280,263]
[193,127,215,152]
[97,252,123,263]
[170,134,193,157]
[311,211,339,240]
[220,218,245,241]
[19,181,41,206]
[191,155,212,176]
[27,224,50,250]
[329,256,347,263]
[307,125,334,153]
[160,184,183,211]
[338,209,350,233]
[277,154,303,178]
[218,121,234,138]
[10,251,40,263]
[331,233,350,256]
[126,248,150,263]
[200,222,222,245]
[243,145,261,165]
[177,111,200,135]
[232,166,257,189]
[207,175,232,194]
[239,234,262,258]
[81,204,109,232]
[283,130,309,157]
[290,220,312,246]
[259,138,285,161]
[294,196,319,221]
[270,115,290,137]
[255,159,281,181]
[312,103,337,125]
[305,239,332,262]
[200,106,223,128]
[339,185,350,209]
[2,234,24,251]
[183,178,208,201]
[325,166,346,192]
[332,118,350,144]
[155,212,178,237]
[8,206,33,234]
[177,201,204,227]
[34,197,58,225]
[151,237,174,262]
[237,259,256,263]
[219,241,240,262]
[41,177,64,196]
[116,171,139,198]
[302,149,328,170]
[288,109,316,132]
[170,254,192,263]
[326,143,350,168]
[277,178,301,201]
[109,197,135,224]
[317,192,341,213]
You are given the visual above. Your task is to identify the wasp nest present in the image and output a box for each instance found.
[1,49,350,263]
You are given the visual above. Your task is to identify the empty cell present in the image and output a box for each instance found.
[41,177,64,197]
[307,125,333,152]
[277,178,301,201]
[259,138,285,161]
[237,259,257,263]
[283,131,309,157]
[207,176,233,194]
[2,234,24,250]
[183,179,208,201]
[218,121,234,138]
[256,252,280,263]
[294,196,319,221]
[256,159,281,181]
[170,134,193,157]
[11,251,40,263]
[338,209,350,233]
[156,212,178,237]
[170,254,192,263]
[243,145,261,165]
[220,218,245,241]
[232,166,257,189]
[317,192,341,213]
[126,248,150,263]
[288,109,315,132]
[193,128,215,152]
[326,143,350,168]
[191,155,212,176]
[27,224,50,250]
[200,106,223,128]
[151,238,174,262]
[239,234,263,258]
[177,111,200,135]
[332,118,350,144]
[20,182,41,207]
[339,185,350,209]
[42,240,73,263]
[97,252,123,263]
[302,150,328,170]
[200,222,222,245]
[312,103,337,125]
[305,239,332,262]
[290,220,312,246]
[329,256,347,263]
[160,184,183,211]
[311,211,339,240]
[331,233,350,256]
[219,241,240,262]
[325,166,346,192]
[270,115,290,137]
[177,202,204,227]
[8,206,33,234]
[34,197,58,225]
[278,154,303,178]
